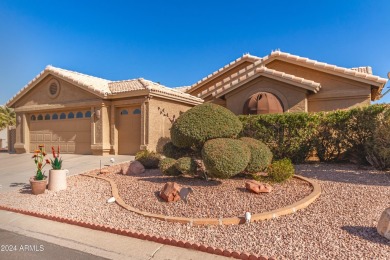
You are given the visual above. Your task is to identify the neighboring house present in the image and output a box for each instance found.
[6,50,388,155]
[6,66,202,155]
[185,50,388,114]
[0,128,7,150]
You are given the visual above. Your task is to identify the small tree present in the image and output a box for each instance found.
[0,106,16,130]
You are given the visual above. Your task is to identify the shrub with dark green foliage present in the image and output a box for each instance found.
[365,110,390,170]
[239,112,319,163]
[175,157,197,175]
[159,158,181,176]
[171,103,243,149]
[267,158,295,183]
[201,138,250,179]
[239,104,390,165]
[240,137,273,173]
[162,142,195,159]
[135,150,161,169]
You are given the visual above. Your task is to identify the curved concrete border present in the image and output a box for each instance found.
[82,173,321,226]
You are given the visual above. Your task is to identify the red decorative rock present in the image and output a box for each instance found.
[159,182,182,202]
[245,180,273,194]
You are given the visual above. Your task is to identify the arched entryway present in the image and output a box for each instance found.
[243,92,284,115]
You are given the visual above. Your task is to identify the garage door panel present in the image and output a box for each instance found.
[117,107,141,155]
[29,112,91,154]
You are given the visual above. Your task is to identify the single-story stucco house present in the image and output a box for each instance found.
[6,50,388,155]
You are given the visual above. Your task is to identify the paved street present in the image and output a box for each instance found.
[0,228,108,260]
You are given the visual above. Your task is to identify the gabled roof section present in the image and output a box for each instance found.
[7,66,203,107]
[199,62,321,99]
[6,65,111,107]
[263,51,387,98]
[187,53,261,93]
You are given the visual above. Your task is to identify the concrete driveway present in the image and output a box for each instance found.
[0,153,134,192]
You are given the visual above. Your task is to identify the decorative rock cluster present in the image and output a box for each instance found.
[121,160,145,175]
[245,180,273,194]
[159,182,182,202]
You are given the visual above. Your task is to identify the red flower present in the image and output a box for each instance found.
[38,144,44,148]
[57,146,60,156]
[45,159,50,164]
[51,147,56,158]
[38,162,42,169]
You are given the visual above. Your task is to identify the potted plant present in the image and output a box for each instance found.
[48,146,67,191]
[30,145,50,195]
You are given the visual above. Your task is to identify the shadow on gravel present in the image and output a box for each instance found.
[296,163,390,187]
[342,226,390,245]
[9,182,28,187]
[15,184,32,194]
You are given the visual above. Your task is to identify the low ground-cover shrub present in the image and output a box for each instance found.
[202,138,251,179]
[267,158,295,182]
[135,150,161,169]
[159,158,181,176]
[240,137,273,173]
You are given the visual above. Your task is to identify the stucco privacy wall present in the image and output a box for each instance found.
[225,77,308,114]
[147,97,193,152]
[266,60,372,112]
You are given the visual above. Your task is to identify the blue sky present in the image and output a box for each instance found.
[1,0,389,105]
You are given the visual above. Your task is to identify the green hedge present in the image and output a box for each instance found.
[240,137,273,173]
[239,104,390,165]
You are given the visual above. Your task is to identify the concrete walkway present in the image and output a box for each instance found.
[0,210,228,260]
[0,153,133,192]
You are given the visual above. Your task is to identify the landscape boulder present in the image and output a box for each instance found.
[245,180,273,194]
[160,182,182,202]
[377,207,390,240]
[121,161,144,175]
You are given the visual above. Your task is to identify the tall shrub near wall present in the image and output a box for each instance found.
[240,104,390,166]
[239,112,319,163]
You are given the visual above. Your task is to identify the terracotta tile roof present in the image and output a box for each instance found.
[188,53,261,93]
[109,79,203,102]
[200,63,321,99]
[6,66,203,107]
[173,86,192,92]
[46,66,112,95]
[264,50,387,86]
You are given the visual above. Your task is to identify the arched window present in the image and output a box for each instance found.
[120,109,129,115]
[60,113,66,119]
[243,92,284,115]
[85,111,92,118]
[68,112,75,119]
[37,114,43,120]
[45,114,51,120]
[76,112,83,118]
[31,115,36,121]
[52,114,58,120]
[133,109,141,115]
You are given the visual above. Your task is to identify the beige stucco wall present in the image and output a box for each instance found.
[147,97,194,152]
[224,77,308,115]
[188,61,253,97]
[266,60,372,112]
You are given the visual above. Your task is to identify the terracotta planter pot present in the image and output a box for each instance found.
[29,177,47,195]
[48,169,68,191]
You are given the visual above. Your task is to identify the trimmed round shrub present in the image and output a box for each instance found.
[201,138,251,179]
[162,142,194,159]
[159,158,181,176]
[240,137,273,173]
[175,157,197,175]
[267,158,295,183]
[171,103,243,149]
[135,150,161,169]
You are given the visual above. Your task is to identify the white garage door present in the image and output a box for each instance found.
[29,111,91,154]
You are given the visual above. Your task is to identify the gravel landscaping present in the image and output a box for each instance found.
[0,163,389,259]
[107,170,312,218]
